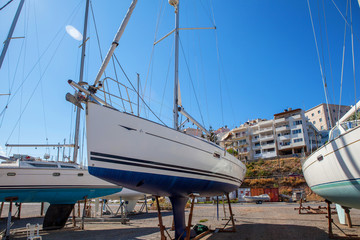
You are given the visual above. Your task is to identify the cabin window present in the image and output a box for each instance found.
[7,172,16,176]
[78,173,84,177]
[61,165,76,169]
[52,172,61,177]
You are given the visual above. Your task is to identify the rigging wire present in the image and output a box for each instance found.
[143,0,165,104]
[331,0,360,44]
[113,53,167,126]
[33,2,48,141]
[194,3,210,127]
[316,0,334,105]
[159,41,174,118]
[178,36,205,127]
[307,0,333,128]
[111,56,127,112]
[89,0,111,105]
[349,0,357,122]
[0,0,13,11]
[338,0,349,124]
[6,30,69,143]
[210,0,236,127]
[0,0,84,120]
[210,0,224,127]
[0,1,28,129]
[321,0,336,107]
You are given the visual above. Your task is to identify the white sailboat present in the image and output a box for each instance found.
[302,0,360,210]
[67,0,246,238]
[0,153,122,229]
[302,102,360,209]
[0,0,124,231]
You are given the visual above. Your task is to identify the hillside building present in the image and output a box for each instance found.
[274,108,309,155]
[305,103,351,131]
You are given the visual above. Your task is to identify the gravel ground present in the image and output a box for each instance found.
[1,202,360,239]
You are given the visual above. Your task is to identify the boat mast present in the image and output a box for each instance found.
[73,0,90,164]
[92,0,138,89]
[0,0,25,70]
[172,0,180,130]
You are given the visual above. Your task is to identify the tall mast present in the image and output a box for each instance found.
[73,0,90,164]
[172,0,180,130]
[0,0,25,70]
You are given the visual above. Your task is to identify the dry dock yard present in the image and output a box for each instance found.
[1,201,360,239]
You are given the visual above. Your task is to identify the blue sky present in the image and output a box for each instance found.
[0,0,359,158]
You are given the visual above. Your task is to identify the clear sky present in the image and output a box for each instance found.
[0,0,359,159]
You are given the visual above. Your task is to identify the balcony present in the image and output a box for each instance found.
[278,143,292,150]
[258,127,273,134]
[262,151,277,158]
[278,135,291,141]
[260,135,274,141]
[253,145,261,150]
[276,125,290,132]
[261,143,275,149]
[292,141,306,147]
[252,129,260,135]
[292,114,301,119]
[252,137,260,143]
[275,117,287,124]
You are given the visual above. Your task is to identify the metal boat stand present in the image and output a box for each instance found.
[155,196,172,240]
[216,193,236,233]
[138,195,149,213]
[13,203,22,219]
[295,198,336,214]
[325,200,358,239]
[3,197,18,240]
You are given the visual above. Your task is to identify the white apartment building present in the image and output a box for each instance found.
[251,119,277,160]
[274,108,309,155]
[222,123,252,161]
[222,108,320,161]
[305,103,351,131]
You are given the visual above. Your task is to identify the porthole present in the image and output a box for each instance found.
[53,172,61,177]
[78,173,84,177]
[7,172,16,176]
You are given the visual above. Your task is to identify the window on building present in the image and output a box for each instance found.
[294,138,303,143]
[255,150,261,154]
[319,118,322,122]
[311,113,314,117]
[313,121,316,124]
[333,109,335,113]
[292,129,302,134]
[294,120,302,126]
[321,126,324,130]
[318,110,321,114]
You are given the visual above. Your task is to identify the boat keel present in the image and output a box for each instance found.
[43,204,74,230]
[170,196,188,239]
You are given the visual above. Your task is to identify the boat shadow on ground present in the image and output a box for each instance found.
[11,226,162,240]
[206,224,330,240]
[0,216,43,230]
[126,210,172,220]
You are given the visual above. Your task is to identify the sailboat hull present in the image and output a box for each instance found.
[86,102,245,197]
[0,167,122,204]
[302,126,360,209]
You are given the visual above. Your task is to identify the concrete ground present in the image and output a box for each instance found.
[1,201,360,239]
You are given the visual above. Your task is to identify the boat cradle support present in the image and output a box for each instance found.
[155,193,236,240]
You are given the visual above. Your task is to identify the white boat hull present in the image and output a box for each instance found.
[302,126,360,209]
[86,102,246,197]
[0,167,122,204]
